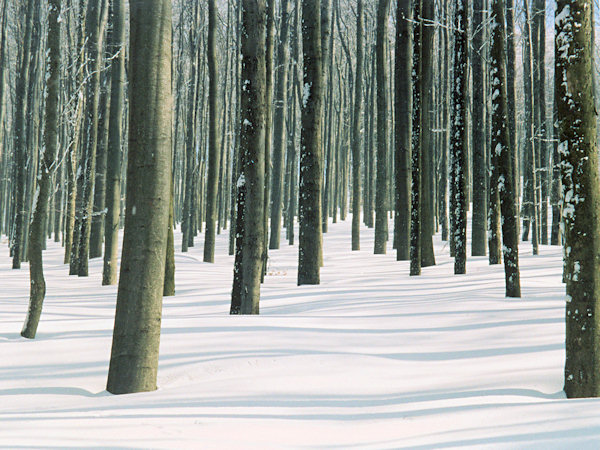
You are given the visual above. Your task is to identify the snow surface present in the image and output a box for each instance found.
[1,216,600,449]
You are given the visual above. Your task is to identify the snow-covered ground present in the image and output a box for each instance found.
[1,216,598,449]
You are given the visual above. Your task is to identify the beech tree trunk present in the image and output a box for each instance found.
[21,0,61,338]
[204,0,221,263]
[106,0,172,395]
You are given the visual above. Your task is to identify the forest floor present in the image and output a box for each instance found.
[1,216,599,448]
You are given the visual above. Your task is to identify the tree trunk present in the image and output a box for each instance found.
[11,0,38,269]
[471,0,487,256]
[351,0,364,251]
[269,0,291,250]
[490,0,521,297]
[556,0,600,398]
[374,0,391,254]
[21,0,61,338]
[452,0,469,275]
[203,0,221,263]
[298,0,323,285]
[231,0,267,313]
[102,0,126,286]
[106,0,172,395]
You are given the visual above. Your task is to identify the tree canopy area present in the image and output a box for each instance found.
[1,0,600,415]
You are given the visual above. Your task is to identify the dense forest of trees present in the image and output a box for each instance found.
[0,0,598,397]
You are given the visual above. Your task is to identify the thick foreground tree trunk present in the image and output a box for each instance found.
[556,0,600,399]
[106,0,172,394]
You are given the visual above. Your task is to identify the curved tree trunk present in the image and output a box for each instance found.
[21,0,61,338]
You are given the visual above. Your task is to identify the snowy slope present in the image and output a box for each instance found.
[1,217,599,449]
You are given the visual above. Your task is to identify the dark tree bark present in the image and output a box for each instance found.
[298,0,323,285]
[471,0,487,256]
[106,0,173,395]
[394,0,411,260]
[231,0,267,313]
[204,0,221,263]
[490,0,521,297]
[556,0,600,398]
[410,0,422,276]
[452,0,469,275]
[419,0,435,267]
[21,0,61,338]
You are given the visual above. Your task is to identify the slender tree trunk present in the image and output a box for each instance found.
[269,0,291,250]
[452,0,469,275]
[298,0,323,285]
[106,0,172,395]
[472,0,487,256]
[75,0,109,276]
[374,0,391,254]
[21,0,61,338]
[351,0,364,251]
[523,0,539,255]
[395,0,412,260]
[204,0,221,263]
[490,0,521,297]
[506,0,519,233]
[410,0,422,276]
[11,0,37,269]
[102,0,126,286]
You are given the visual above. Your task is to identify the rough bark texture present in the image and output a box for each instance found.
[106,0,172,394]
[410,0,422,276]
[471,0,487,256]
[452,0,468,275]
[394,0,411,261]
[556,0,600,398]
[490,0,521,298]
[231,0,266,313]
[298,0,323,285]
